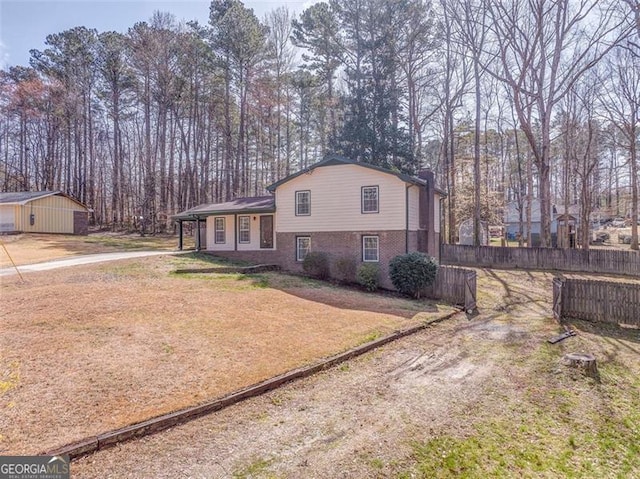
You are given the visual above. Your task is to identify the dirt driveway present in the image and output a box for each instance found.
[71,268,640,478]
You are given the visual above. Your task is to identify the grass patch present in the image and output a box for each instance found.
[408,416,637,478]
[246,274,270,288]
[233,457,277,479]
[405,372,640,478]
[0,361,20,394]
[361,331,383,344]
[82,234,174,251]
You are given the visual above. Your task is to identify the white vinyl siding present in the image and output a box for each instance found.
[276,164,409,232]
[362,235,379,262]
[238,216,250,243]
[361,186,379,213]
[296,236,311,261]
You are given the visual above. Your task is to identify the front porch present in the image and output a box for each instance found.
[173,196,276,253]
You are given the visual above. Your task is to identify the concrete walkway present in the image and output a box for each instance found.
[0,250,185,277]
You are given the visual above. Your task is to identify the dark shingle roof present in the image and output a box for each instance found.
[174,196,275,220]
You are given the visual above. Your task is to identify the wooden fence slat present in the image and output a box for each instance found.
[422,266,476,310]
[442,245,640,277]
[554,277,640,327]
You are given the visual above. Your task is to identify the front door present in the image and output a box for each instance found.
[260,215,274,249]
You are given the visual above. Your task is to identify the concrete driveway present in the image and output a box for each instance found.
[0,250,185,277]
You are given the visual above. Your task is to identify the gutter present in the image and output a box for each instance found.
[405,185,410,253]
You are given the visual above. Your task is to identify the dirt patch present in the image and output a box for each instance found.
[0,254,454,455]
[71,267,639,478]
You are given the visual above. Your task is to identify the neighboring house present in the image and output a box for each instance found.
[458,218,489,246]
[0,191,89,235]
[174,155,446,289]
[504,199,580,247]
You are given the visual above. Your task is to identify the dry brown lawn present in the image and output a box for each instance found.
[0,232,179,268]
[71,268,640,479]
[0,253,455,455]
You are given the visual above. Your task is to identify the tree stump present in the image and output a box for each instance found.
[562,353,598,379]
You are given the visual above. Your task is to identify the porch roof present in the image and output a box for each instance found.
[173,196,275,221]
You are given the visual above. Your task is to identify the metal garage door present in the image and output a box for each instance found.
[0,205,16,232]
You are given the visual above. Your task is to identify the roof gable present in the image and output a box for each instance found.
[266,154,426,192]
[0,191,87,209]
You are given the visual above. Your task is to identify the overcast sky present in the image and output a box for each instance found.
[0,0,315,69]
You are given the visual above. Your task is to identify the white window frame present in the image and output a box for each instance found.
[214,217,225,244]
[238,215,251,244]
[295,190,311,216]
[296,236,311,262]
[361,186,379,214]
[362,235,379,262]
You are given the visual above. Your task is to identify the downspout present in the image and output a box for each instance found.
[439,196,446,261]
[234,214,238,251]
[405,185,410,253]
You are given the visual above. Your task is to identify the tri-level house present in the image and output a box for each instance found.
[175,155,445,288]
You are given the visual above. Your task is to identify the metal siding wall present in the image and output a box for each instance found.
[19,196,85,234]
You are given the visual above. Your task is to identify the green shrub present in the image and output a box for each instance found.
[356,263,380,291]
[334,256,357,282]
[302,251,330,279]
[389,252,438,298]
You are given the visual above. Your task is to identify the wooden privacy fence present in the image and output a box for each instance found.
[553,277,640,327]
[442,244,640,277]
[423,266,477,312]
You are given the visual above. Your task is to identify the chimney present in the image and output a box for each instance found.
[418,169,436,259]
[418,169,433,181]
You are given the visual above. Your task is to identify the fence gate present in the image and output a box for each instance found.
[464,271,477,312]
[552,277,564,320]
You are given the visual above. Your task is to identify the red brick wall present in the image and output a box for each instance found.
[73,211,88,235]
[208,229,440,290]
[276,230,408,289]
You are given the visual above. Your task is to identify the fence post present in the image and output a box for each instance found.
[552,276,565,321]
[464,271,477,313]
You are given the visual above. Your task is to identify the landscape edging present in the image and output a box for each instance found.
[45,309,461,460]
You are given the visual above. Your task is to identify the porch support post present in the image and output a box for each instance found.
[178,220,183,250]
[195,218,201,252]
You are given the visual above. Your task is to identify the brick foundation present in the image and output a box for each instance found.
[276,230,409,289]
[205,249,282,266]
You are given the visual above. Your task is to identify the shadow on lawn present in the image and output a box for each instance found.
[248,272,441,320]
[173,252,449,320]
[566,318,640,347]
